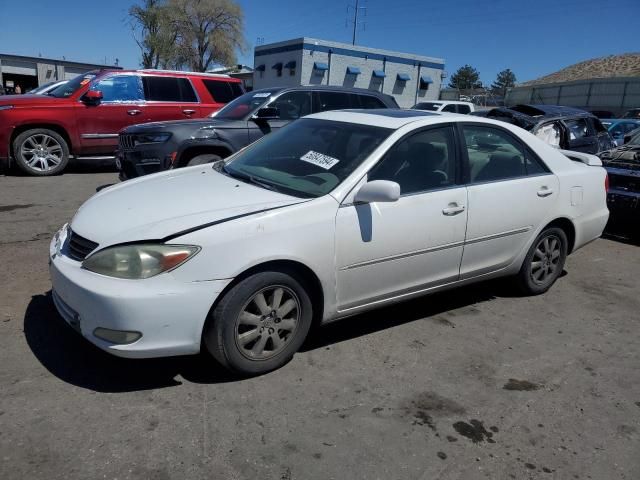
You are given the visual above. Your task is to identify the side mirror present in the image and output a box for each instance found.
[354,180,400,203]
[82,90,103,105]
[252,106,280,120]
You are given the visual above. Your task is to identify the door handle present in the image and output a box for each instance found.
[127,109,142,116]
[182,109,196,115]
[537,187,554,197]
[442,203,465,216]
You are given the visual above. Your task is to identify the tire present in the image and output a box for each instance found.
[516,227,568,295]
[203,271,313,375]
[13,128,69,176]
[187,154,221,166]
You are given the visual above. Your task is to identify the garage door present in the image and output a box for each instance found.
[2,58,37,76]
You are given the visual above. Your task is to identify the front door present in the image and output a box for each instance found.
[335,125,468,312]
[458,123,560,278]
[248,90,312,143]
[76,74,147,155]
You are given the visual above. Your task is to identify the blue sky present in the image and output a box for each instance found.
[1,0,638,85]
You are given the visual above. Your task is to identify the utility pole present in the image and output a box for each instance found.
[348,0,366,45]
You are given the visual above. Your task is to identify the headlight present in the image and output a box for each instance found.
[82,244,200,279]
[192,127,218,140]
[134,133,171,145]
[0,105,14,111]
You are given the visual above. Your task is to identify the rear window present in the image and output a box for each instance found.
[142,76,197,102]
[202,79,244,103]
[356,95,387,109]
[413,102,442,111]
[316,91,352,112]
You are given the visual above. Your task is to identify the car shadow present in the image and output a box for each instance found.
[301,280,506,351]
[24,292,237,393]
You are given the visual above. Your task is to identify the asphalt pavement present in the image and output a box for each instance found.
[1,168,639,480]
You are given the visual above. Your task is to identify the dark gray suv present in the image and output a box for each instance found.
[117,85,399,180]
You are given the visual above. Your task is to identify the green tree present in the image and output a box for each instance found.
[129,0,177,69]
[169,0,246,72]
[491,68,517,97]
[448,65,482,91]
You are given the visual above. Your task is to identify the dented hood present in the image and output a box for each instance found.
[70,166,302,247]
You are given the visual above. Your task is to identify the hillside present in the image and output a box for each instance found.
[521,53,640,86]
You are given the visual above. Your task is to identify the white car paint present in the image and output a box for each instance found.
[49,110,609,359]
[412,100,476,114]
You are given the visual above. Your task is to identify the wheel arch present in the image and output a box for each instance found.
[176,144,233,168]
[542,217,576,254]
[10,124,73,161]
[202,259,326,338]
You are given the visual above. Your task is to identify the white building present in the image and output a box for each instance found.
[253,37,445,108]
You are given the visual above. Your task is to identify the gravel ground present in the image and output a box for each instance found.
[1,169,639,480]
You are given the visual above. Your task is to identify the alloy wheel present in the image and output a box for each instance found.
[530,234,562,285]
[235,285,300,360]
[20,134,64,172]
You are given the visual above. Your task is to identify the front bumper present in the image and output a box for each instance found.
[117,146,174,181]
[49,229,230,358]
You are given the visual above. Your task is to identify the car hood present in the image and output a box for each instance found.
[0,94,70,107]
[70,166,304,248]
[124,117,248,133]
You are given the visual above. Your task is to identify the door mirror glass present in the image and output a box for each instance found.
[355,180,400,203]
[253,106,280,120]
[82,90,103,104]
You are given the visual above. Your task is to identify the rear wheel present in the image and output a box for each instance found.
[204,271,313,375]
[13,129,69,176]
[187,154,221,166]
[516,227,568,295]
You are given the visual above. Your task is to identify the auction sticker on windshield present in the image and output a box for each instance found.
[300,151,340,170]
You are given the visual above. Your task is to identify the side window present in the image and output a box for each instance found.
[269,91,312,120]
[368,126,456,195]
[92,75,142,102]
[203,80,242,103]
[143,76,197,102]
[441,104,457,113]
[457,104,471,114]
[358,95,386,109]
[565,118,589,140]
[463,125,526,182]
[591,118,607,133]
[316,91,352,112]
[524,148,549,176]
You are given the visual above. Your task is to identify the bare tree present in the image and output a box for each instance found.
[129,0,179,68]
[169,0,246,72]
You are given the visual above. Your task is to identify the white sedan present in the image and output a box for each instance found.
[49,110,609,374]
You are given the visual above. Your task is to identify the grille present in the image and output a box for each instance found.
[67,230,99,262]
[609,173,640,193]
[119,134,136,151]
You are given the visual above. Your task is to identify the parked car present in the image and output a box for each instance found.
[484,104,615,154]
[598,133,640,238]
[116,86,399,180]
[412,100,476,114]
[624,126,640,145]
[50,109,609,375]
[601,119,640,146]
[27,80,68,95]
[622,108,640,119]
[0,69,244,176]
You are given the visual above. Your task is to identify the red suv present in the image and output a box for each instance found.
[0,69,244,176]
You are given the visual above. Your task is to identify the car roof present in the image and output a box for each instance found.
[98,68,240,81]
[306,108,462,128]
[509,104,589,117]
[250,84,395,100]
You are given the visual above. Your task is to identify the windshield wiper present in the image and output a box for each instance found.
[221,166,280,192]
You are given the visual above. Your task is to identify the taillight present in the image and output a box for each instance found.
[604,173,609,193]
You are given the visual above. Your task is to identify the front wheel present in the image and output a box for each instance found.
[516,227,568,295]
[203,271,313,375]
[187,154,221,166]
[13,128,69,176]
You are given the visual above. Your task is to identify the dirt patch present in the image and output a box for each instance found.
[503,379,542,391]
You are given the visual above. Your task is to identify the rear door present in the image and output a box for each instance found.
[564,117,598,153]
[142,75,201,122]
[459,123,559,278]
[200,79,244,116]
[76,73,147,154]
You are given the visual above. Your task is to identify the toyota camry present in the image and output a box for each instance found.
[49,109,609,374]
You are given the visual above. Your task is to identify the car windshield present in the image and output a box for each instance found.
[223,118,393,198]
[47,71,98,98]
[212,90,278,120]
[413,102,441,111]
